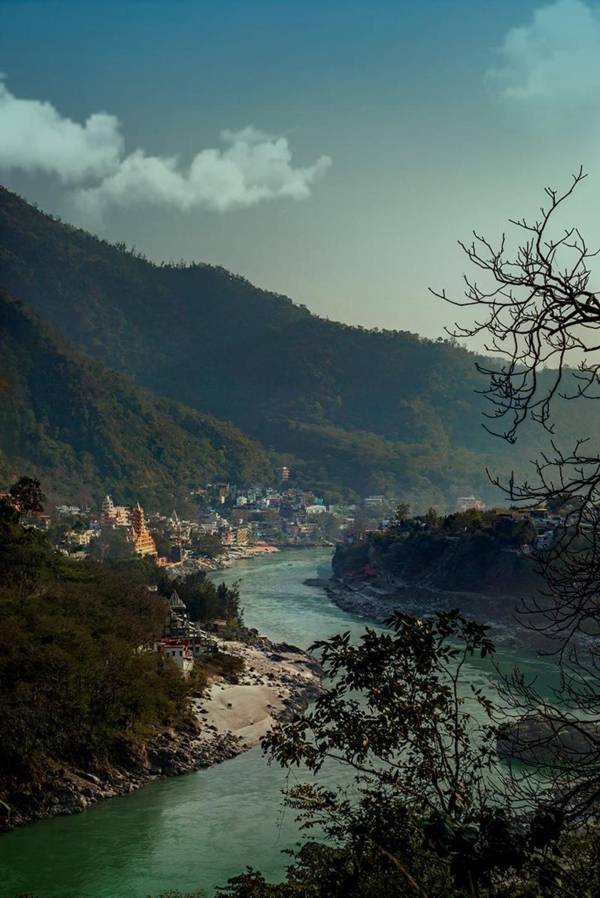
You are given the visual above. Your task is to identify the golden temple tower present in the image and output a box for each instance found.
[129,502,158,557]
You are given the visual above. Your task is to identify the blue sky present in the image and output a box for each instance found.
[2,0,599,340]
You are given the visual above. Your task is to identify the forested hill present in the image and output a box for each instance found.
[0,291,272,507]
[0,187,483,444]
[1,186,594,504]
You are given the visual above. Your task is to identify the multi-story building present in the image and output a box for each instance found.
[159,639,194,677]
[157,589,218,675]
[129,503,158,557]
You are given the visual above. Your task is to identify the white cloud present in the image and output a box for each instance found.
[71,127,332,225]
[0,80,123,182]
[487,0,600,113]
[0,78,331,224]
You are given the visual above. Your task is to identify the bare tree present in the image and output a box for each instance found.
[433,168,600,820]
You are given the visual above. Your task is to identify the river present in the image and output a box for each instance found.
[0,549,556,898]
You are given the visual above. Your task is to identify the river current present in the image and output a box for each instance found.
[0,549,555,898]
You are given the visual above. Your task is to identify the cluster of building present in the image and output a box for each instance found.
[102,496,165,558]
[48,496,188,566]
[55,497,234,676]
[39,478,504,569]
[183,474,382,551]
[195,481,339,547]
[45,484,500,568]
[519,507,569,553]
[100,495,180,561]
[46,479,353,568]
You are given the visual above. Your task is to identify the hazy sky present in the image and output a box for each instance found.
[2,0,600,340]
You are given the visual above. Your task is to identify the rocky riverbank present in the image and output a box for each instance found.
[0,635,321,833]
[161,542,280,578]
[497,713,600,764]
[311,575,534,650]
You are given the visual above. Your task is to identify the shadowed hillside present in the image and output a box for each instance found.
[2,186,595,505]
[0,291,272,507]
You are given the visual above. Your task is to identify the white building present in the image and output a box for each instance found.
[159,639,194,677]
[456,496,486,513]
[306,504,328,515]
[101,495,130,527]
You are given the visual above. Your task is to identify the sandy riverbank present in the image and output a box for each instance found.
[196,639,322,749]
[217,543,280,568]
[1,635,321,833]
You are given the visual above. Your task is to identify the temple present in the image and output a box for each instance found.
[165,589,191,636]
[101,494,130,527]
[129,502,158,557]
[157,588,216,676]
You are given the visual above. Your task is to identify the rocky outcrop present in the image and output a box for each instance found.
[497,714,600,765]
[0,723,242,832]
[318,577,538,649]
[332,533,539,599]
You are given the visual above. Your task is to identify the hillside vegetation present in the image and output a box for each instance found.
[0,496,189,800]
[0,483,245,830]
[333,508,540,595]
[2,186,597,504]
[0,291,272,507]
[0,188,509,503]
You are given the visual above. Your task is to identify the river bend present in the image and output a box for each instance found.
[0,549,554,898]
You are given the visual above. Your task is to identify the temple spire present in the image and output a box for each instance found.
[129,502,157,557]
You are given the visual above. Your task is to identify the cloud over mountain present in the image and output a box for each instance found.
[0,80,331,224]
[487,0,600,115]
[0,80,123,182]
[71,126,332,224]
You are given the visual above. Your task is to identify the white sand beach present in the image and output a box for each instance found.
[195,641,321,749]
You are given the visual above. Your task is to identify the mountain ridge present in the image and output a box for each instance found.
[0,289,272,507]
[2,185,592,506]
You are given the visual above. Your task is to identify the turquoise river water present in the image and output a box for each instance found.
[0,549,556,898]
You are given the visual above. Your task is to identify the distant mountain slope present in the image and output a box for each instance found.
[0,187,482,439]
[0,291,272,507]
[1,186,593,505]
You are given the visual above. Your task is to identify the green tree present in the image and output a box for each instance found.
[220,612,569,897]
[191,530,224,559]
[393,502,410,524]
[423,507,439,528]
[161,572,241,625]
[8,477,45,514]
[0,493,193,822]
[89,527,137,562]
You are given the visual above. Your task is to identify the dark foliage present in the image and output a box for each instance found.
[0,290,273,507]
[219,612,589,897]
[333,508,538,595]
[0,490,190,795]
[159,571,241,625]
[8,476,45,513]
[438,170,600,820]
[190,530,224,559]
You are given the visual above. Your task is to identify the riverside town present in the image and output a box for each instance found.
[2,3,600,896]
